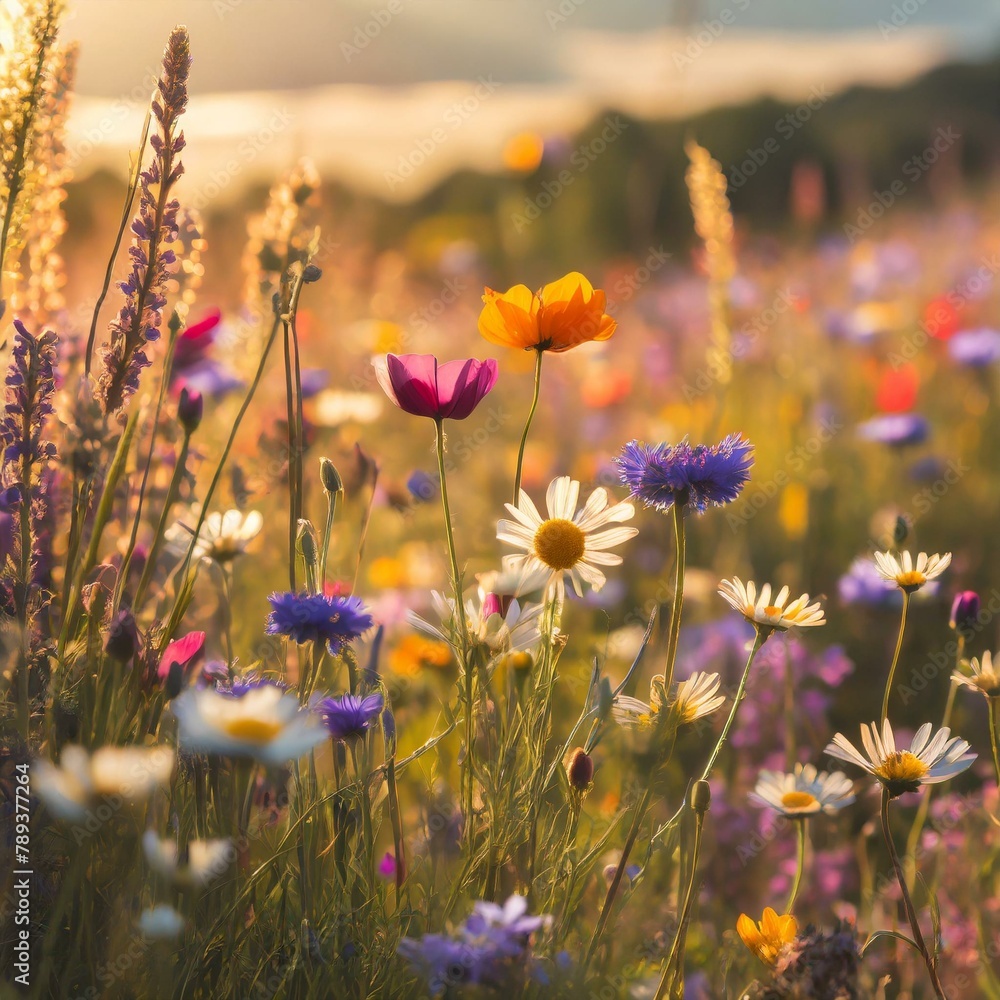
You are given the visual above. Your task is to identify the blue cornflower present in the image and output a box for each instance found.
[318,692,384,742]
[949,328,1000,367]
[615,434,753,513]
[856,413,928,447]
[265,592,373,654]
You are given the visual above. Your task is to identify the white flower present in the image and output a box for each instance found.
[171,685,327,765]
[718,577,825,631]
[166,508,263,564]
[139,905,185,940]
[313,389,384,427]
[750,763,855,817]
[407,581,543,656]
[497,476,637,600]
[826,719,976,798]
[873,550,951,592]
[953,650,1000,700]
[33,745,175,822]
[612,670,725,729]
[143,830,233,888]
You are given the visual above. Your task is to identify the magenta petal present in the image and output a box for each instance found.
[438,358,498,419]
[384,354,442,418]
[158,630,206,681]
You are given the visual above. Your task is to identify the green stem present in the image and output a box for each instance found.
[655,808,707,1000]
[881,590,910,725]
[785,820,807,913]
[662,500,686,696]
[433,418,473,838]
[989,699,1000,788]
[585,786,653,971]
[880,787,948,1000]
[700,627,768,782]
[512,348,543,506]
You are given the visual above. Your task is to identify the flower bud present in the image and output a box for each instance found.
[892,515,909,546]
[505,651,533,672]
[105,609,140,663]
[690,779,712,814]
[480,593,503,620]
[566,747,594,792]
[320,458,343,496]
[177,386,203,433]
[950,590,980,633]
[302,263,323,283]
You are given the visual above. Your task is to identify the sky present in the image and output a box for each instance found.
[45,0,1000,201]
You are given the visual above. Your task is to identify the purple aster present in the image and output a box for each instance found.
[265,592,373,654]
[837,557,900,608]
[856,412,929,447]
[615,434,753,514]
[948,328,1000,367]
[318,692,384,741]
[226,675,285,697]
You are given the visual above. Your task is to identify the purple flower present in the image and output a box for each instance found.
[374,353,498,421]
[95,27,190,414]
[318,692,384,741]
[615,434,753,513]
[948,328,1000,367]
[265,592,373,654]
[950,590,981,632]
[856,413,929,447]
[838,557,900,608]
[299,368,329,398]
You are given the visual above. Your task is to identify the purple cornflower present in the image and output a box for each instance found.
[856,412,929,447]
[95,27,190,413]
[398,895,549,995]
[615,434,753,513]
[318,692,384,742]
[948,328,1000,367]
[265,592,373,654]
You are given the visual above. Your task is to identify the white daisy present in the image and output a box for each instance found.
[497,476,637,599]
[139,905,185,940]
[825,719,976,798]
[143,830,233,888]
[873,550,951,592]
[166,508,263,564]
[718,577,826,632]
[32,745,175,822]
[612,670,725,729]
[408,581,543,656]
[750,763,855,817]
[952,650,1000,700]
[171,685,327,765]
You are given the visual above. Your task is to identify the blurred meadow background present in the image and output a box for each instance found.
[6,0,1000,997]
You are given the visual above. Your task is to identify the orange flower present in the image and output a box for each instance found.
[736,907,798,965]
[478,271,616,352]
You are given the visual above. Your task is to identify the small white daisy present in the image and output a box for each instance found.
[952,650,1000,700]
[33,745,175,822]
[143,830,233,888]
[826,719,976,798]
[171,685,327,765]
[497,476,637,600]
[873,550,951,593]
[718,577,826,632]
[166,508,263,564]
[750,763,855,817]
[612,670,725,729]
[408,581,543,656]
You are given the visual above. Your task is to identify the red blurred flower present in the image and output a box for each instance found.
[875,365,918,413]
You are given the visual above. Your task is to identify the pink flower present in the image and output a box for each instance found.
[157,631,206,689]
[373,353,498,421]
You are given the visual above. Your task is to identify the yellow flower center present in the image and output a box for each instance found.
[209,538,243,562]
[762,605,783,618]
[780,790,818,811]
[875,750,929,784]
[974,673,1000,698]
[221,716,283,745]
[533,518,586,571]
[895,570,926,589]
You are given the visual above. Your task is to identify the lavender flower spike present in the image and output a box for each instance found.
[95,26,190,414]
